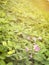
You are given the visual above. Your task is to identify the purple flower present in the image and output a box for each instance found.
[33,44,40,52]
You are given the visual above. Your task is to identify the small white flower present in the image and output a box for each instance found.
[38,36,42,41]
[33,37,37,42]
[29,54,32,58]
[27,36,31,40]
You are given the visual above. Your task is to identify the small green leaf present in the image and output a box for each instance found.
[7,62,13,65]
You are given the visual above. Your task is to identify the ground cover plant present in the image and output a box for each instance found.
[0,0,49,65]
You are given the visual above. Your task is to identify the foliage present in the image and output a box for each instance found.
[0,0,49,65]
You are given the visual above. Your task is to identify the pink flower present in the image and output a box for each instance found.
[33,44,40,52]
[25,47,29,52]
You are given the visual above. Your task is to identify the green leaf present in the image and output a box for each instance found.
[7,62,13,65]
[0,60,6,65]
